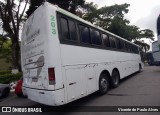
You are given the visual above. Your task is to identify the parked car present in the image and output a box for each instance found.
[0,84,10,98]
[15,77,24,97]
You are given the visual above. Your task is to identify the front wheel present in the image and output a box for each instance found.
[139,64,142,72]
[110,70,120,88]
[98,74,109,95]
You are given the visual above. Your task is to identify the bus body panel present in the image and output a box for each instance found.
[65,66,87,102]
[60,44,141,78]
[24,87,65,106]
[60,44,141,102]
[152,41,160,65]
[152,51,160,62]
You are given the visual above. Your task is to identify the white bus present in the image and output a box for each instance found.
[151,14,160,66]
[21,2,143,106]
[152,41,160,65]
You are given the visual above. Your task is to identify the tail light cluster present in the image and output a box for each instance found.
[48,68,55,85]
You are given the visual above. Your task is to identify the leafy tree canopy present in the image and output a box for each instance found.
[0,36,12,63]
[0,34,8,49]
[0,0,28,71]
[27,0,85,17]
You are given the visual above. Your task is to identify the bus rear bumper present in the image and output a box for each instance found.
[23,87,65,106]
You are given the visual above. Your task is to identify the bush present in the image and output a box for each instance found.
[0,73,22,84]
[0,70,11,75]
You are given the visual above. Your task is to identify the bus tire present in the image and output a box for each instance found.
[111,70,120,88]
[139,64,142,72]
[98,73,109,95]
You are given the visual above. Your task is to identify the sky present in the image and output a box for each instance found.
[86,0,160,43]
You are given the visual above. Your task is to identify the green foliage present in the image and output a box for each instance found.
[83,3,130,26]
[0,39,12,63]
[139,29,154,40]
[134,40,150,53]
[82,2,98,23]
[0,73,22,84]
[107,17,131,40]
[0,58,11,71]
[0,34,8,48]
[27,0,85,17]
[0,0,28,71]
[0,70,11,75]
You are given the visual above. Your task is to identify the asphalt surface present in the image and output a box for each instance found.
[0,65,160,115]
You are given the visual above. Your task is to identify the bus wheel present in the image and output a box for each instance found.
[98,74,109,95]
[111,70,120,88]
[139,64,142,72]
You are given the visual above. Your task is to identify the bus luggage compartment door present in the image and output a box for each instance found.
[65,67,87,102]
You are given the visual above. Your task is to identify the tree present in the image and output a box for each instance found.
[139,29,154,41]
[0,34,8,49]
[0,38,12,63]
[0,0,29,71]
[134,40,150,53]
[81,2,98,23]
[83,3,130,28]
[26,0,85,17]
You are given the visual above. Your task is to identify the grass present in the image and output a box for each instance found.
[0,58,11,71]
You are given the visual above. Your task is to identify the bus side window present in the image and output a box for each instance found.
[68,20,77,41]
[128,44,131,52]
[125,42,129,52]
[90,28,102,45]
[133,46,136,53]
[120,40,125,50]
[134,46,137,54]
[115,38,121,49]
[60,17,70,40]
[136,46,139,54]
[102,34,110,47]
[109,36,116,48]
[131,45,135,53]
[130,44,133,53]
[79,25,91,44]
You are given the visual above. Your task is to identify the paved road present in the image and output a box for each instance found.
[1,65,160,115]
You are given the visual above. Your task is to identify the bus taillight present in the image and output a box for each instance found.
[48,68,55,85]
